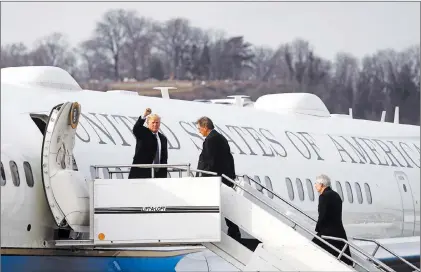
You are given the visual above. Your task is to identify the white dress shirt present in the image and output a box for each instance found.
[154,132,161,164]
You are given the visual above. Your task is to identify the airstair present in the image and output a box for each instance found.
[233,173,420,272]
[42,101,419,272]
[49,163,420,272]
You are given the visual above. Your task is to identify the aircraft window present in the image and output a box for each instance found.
[345,181,353,203]
[335,181,344,202]
[253,176,263,192]
[115,167,123,179]
[354,182,363,204]
[296,178,304,201]
[306,179,314,201]
[403,184,407,192]
[264,176,274,199]
[9,161,20,187]
[364,183,372,204]
[285,178,294,200]
[23,162,34,188]
[1,161,6,186]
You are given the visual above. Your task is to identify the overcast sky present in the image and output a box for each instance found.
[1,2,420,60]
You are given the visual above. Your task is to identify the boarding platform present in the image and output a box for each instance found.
[42,101,419,272]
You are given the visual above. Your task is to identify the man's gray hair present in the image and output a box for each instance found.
[195,116,214,129]
[316,174,331,187]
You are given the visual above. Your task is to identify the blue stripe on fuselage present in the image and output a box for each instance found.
[378,255,420,272]
[1,255,186,272]
[379,254,420,262]
[3,252,418,272]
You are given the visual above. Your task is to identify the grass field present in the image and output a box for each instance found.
[108,80,196,95]
[82,79,291,101]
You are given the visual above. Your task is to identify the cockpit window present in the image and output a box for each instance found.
[9,161,20,187]
[23,162,34,188]
[1,161,6,186]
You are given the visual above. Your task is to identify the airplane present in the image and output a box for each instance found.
[1,66,420,272]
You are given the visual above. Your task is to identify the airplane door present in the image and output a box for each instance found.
[41,102,89,232]
[394,171,415,236]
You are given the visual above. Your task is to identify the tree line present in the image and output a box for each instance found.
[1,8,420,125]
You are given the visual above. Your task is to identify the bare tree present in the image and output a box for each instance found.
[354,54,388,120]
[329,53,359,113]
[208,33,227,80]
[119,11,155,80]
[78,39,114,81]
[1,43,31,67]
[282,39,331,97]
[284,39,311,84]
[30,32,70,66]
[155,18,194,79]
[94,9,127,80]
[252,46,277,81]
[225,36,254,80]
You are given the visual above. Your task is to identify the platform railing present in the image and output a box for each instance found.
[91,163,192,179]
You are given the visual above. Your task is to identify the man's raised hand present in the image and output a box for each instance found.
[144,108,152,117]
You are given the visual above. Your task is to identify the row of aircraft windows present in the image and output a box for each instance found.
[0,161,35,188]
[2,162,374,207]
[242,175,275,199]
[284,177,373,205]
[235,174,373,206]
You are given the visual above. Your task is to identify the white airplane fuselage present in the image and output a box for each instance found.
[1,74,420,271]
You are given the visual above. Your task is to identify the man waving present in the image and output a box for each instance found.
[129,108,168,179]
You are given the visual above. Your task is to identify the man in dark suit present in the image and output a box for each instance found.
[128,108,168,179]
[195,116,241,241]
[312,174,353,266]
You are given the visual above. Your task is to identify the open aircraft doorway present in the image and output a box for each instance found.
[30,103,89,240]
[30,113,78,171]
